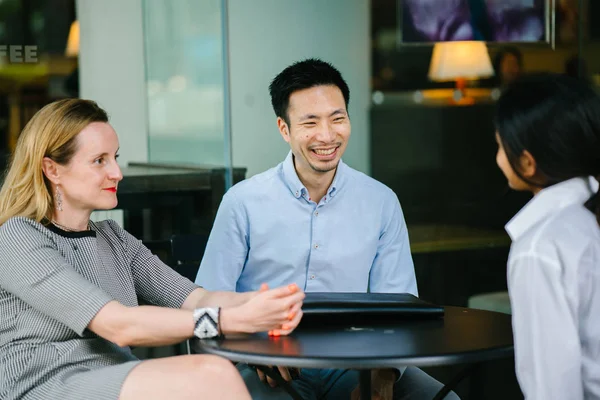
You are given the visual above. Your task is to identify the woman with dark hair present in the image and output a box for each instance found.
[495,73,600,399]
[492,46,523,87]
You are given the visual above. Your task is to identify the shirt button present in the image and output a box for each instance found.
[314,211,319,216]
[314,244,319,249]
[310,275,316,280]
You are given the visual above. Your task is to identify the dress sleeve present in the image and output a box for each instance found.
[107,220,200,308]
[0,218,114,336]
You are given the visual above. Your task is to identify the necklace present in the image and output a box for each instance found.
[51,219,91,232]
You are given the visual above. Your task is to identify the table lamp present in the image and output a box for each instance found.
[65,20,79,57]
[428,41,494,104]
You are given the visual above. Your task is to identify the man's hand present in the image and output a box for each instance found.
[257,366,301,387]
[351,369,397,400]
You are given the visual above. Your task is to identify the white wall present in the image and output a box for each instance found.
[227,0,371,177]
[76,0,370,176]
[76,0,149,166]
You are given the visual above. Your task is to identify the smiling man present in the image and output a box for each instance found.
[196,59,457,400]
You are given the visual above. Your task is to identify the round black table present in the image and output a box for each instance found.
[192,306,514,399]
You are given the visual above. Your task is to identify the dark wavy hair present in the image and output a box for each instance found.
[495,72,600,223]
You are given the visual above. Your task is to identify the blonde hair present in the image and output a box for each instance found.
[0,99,108,226]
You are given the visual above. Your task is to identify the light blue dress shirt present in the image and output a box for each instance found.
[195,151,417,295]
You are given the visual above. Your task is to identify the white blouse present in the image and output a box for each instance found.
[505,177,600,400]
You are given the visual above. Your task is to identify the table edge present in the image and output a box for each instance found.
[193,342,514,369]
[192,306,515,369]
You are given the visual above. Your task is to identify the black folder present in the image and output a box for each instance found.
[302,292,444,318]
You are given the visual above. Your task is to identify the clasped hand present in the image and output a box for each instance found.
[237,282,305,335]
[226,283,304,388]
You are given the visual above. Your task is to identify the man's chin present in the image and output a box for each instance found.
[309,160,339,174]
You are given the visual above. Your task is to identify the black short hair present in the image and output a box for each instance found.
[496,72,600,220]
[269,58,350,124]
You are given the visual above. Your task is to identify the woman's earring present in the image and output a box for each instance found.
[55,187,63,211]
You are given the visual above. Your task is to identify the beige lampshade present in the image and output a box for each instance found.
[65,20,80,57]
[428,41,494,81]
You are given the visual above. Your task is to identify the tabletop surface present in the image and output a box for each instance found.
[192,306,514,370]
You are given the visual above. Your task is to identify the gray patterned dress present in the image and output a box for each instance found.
[0,217,200,399]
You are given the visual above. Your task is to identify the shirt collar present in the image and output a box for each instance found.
[281,150,346,200]
[505,176,598,241]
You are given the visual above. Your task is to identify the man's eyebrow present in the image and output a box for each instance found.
[329,109,346,117]
[299,114,319,121]
[299,109,347,121]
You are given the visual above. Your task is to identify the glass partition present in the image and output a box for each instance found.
[141,0,231,170]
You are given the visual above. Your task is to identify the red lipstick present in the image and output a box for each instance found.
[103,188,117,193]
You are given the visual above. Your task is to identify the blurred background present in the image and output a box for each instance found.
[0,1,597,397]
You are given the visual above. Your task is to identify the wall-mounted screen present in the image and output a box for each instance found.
[400,0,551,44]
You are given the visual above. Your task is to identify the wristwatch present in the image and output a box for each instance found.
[193,307,222,339]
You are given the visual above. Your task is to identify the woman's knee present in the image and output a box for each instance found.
[186,354,239,379]
[120,355,248,400]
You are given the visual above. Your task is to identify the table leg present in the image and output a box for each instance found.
[359,369,372,400]
[432,364,475,400]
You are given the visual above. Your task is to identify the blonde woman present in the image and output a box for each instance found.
[0,98,305,400]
